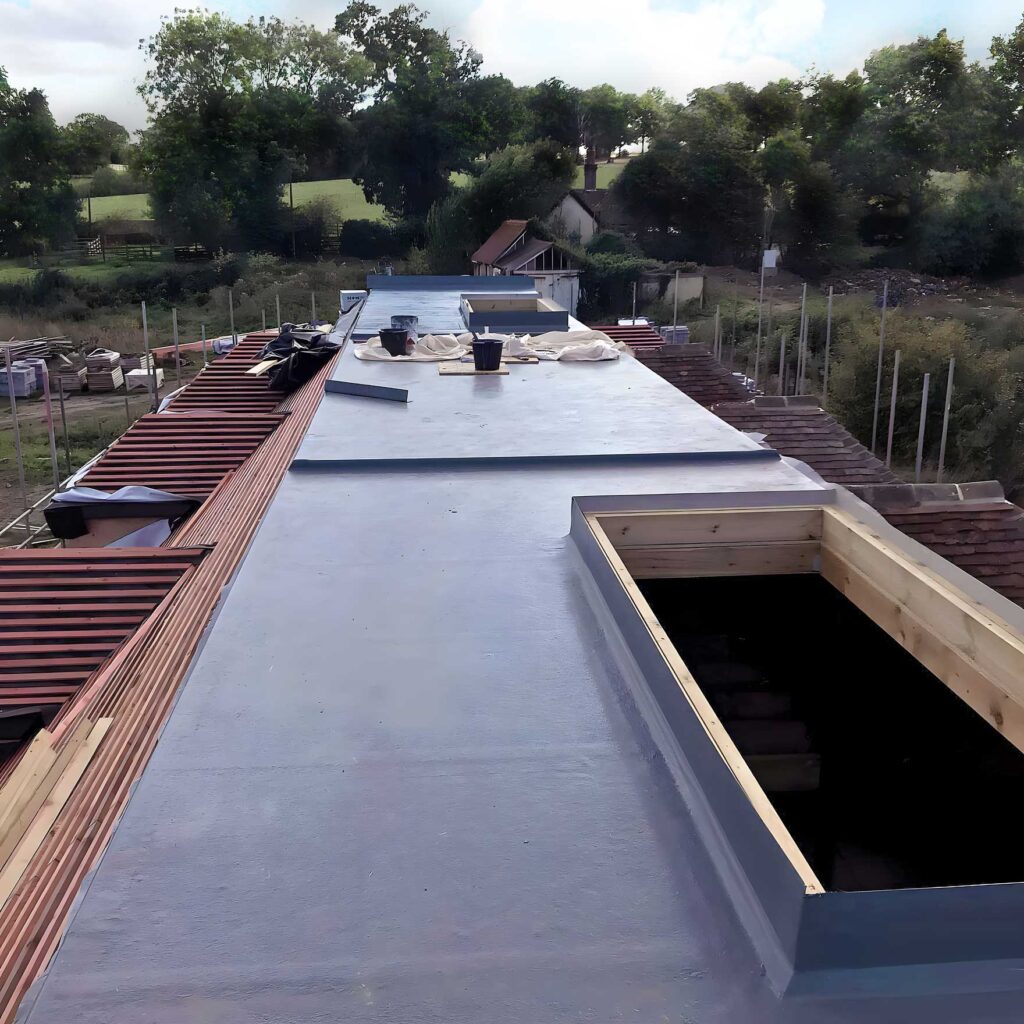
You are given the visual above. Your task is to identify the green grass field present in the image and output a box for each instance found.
[80,163,629,226]
[84,178,388,224]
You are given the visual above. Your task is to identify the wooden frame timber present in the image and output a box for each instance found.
[588,504,1024,756]
[573,501,1024,987]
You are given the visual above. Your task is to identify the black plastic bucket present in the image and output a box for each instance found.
[379,328,410,357]
[472,338,503,371]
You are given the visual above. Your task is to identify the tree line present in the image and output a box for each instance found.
[7,5,1024,281]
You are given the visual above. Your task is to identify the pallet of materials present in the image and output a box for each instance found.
[0,368,34,398]
[50,367,87,392]
[85,348,120,371]
[120,352,155,372]
[126,367,164,392]
[86,366,125,392]
[5,336,71,360]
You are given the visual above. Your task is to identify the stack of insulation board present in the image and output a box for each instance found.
[0,368,33,398]
[87,366,124,392]
[126,367,164,391]
[85,349,123,392]
[120,352,155,372]
[18,358,48,391]
[50,366,87,392]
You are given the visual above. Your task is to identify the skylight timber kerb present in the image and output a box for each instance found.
[583,505,1024,889]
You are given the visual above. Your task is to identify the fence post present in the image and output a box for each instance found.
[915,372,930,483]
[937,357,955,483]
[4,347,29,520]
[885,349,901,468]
[871,278,890,453]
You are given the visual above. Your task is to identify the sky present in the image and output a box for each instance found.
[2,0,1024,131]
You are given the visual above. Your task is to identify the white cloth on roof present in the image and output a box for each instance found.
[354,329,628,363]
[355,333,466,361]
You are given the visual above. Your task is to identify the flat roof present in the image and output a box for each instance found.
[21,284,1024,1022]
[297,343,771,466]
[352,274,539,338]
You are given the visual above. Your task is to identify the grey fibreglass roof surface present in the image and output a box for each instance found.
[22,291,1024,1023]
[352,274,537,337]
[298,344,769,466]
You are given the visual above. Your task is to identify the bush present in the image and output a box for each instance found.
[585,231,640,256]
[828,311,1024,488]
[85,165,149,197]
[916,167,1024,278]
[338,219,408,259]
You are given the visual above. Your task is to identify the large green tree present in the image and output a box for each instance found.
[0,68,77,256]
[137,12,368,248]
[62,113,131,174]
[337,2,525,224]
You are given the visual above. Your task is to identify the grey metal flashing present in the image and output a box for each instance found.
[323,378,409,403]
[290,450,783,471]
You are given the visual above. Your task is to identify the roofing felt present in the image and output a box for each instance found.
[166,334,284,414]
[713,397,900,486]
[352,274,538,338]
[589,322,664,350]
[637,342,754,406]
[78,412,284,498]
[0,547,205,726]
[470,218,527,265]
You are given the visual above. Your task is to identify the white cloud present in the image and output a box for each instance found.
[0,0,174,128]
[0,0,827,130]
[465,0,826,97]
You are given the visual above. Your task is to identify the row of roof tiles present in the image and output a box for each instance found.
[635,341,1024,610]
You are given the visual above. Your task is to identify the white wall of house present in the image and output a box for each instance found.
[549,195,597,245]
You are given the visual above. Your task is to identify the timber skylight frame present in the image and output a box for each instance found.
[571,498,1024,992]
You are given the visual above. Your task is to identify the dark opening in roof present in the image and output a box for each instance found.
[642,573,1024,892]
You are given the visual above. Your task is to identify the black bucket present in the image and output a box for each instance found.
[472,337,503,371]
[379,328,410,357]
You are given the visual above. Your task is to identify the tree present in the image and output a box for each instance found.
[0,67,77,256]
[137,12,368,249]
[581,84,636,159]
[525,78,583,149]
[338,2,524,224]
[616,88,762,263]
[837,32,990,235]
[62,114,131,174]
[631,88,670,153]
[424,139,576,272]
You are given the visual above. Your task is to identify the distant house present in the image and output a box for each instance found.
[548,188,634,246]
[471,219,582,315]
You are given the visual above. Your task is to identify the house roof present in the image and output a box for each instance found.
[850,482,1024,607]
[19,282,1024,1024]
[636,342,754,407]
[589,323,664,350]
[712,396,900,486]
[492,236,552,271]
[0,546,205,740]
[470,218,528,265]
[79,412,284,498]
[166,333,285,413]
[568,188,609,218]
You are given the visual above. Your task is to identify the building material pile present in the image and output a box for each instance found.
[126,368,163,392]
[49,365,86,393]
[0,369,33,399]
[5,338,71,361]
[120,352,155,372]
[85,349,123,392]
